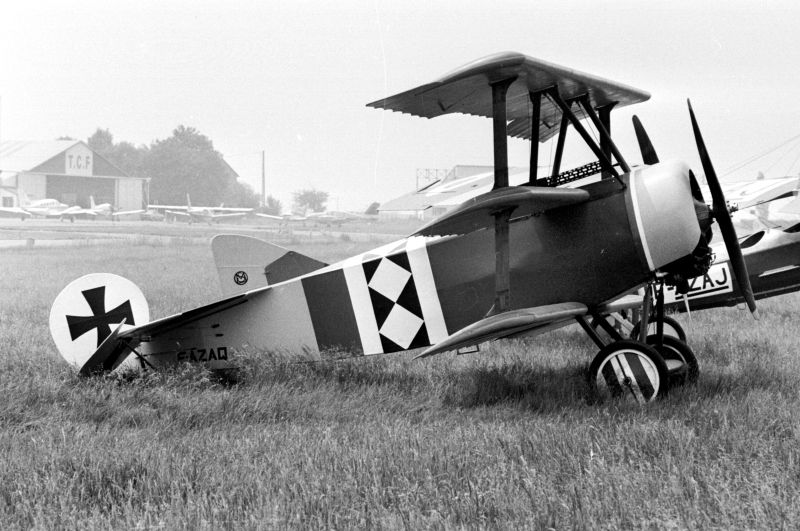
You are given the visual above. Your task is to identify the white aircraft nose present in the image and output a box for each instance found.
[627,160,702,271]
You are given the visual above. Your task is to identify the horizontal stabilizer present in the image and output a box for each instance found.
[79,320,129,375]
[416,302,587,358]
[414,186,589,237]
[212,235,327,296]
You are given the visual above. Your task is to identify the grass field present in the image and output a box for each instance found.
[1,227,799,529]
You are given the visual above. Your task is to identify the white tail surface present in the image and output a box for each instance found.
[211,235,289,296]
[49,273,149,372]
[211,235,327,296]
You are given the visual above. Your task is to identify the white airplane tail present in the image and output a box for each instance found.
[211,235,327,296]
[50,273,150,374]
[18,189,31,207]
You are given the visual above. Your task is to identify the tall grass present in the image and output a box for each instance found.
[1,236,799,529]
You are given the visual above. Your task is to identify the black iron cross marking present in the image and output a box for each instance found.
[66,286,135,347]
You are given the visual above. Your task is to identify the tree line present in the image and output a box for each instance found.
[86,127,272,211]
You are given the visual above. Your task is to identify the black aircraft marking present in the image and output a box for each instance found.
[234,270,249,285]
[66,286,135,347]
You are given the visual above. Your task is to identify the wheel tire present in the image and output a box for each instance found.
[630,315,686,342]
[645,334,699,385]
[588,340,669,404]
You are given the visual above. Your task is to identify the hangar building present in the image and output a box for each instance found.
[0,140,148,210]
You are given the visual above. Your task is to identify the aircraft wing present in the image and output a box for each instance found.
[367,51,650,141]
[255,213,309,222]
[708,176,798,210]
[208,212,248,219]
[166,210,192,219]
[148,204,188,211]
[781,197,800,215]
[0,207,32,219]
[414,186,590,236]
[416,302,588,358]
[112,209,146,218]
[212,207,252,213]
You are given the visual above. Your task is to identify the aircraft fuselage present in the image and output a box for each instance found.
[136,161,703,365]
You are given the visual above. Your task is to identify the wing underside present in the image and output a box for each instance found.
[416,302,588,358]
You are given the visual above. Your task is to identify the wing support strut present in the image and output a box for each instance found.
[597,103,617,179]
[527,90,544,185]
[577,95,630,174]
[550,110,570,183]
[489,76,517,314]
[547,89,621,182]
[491,77,517,189]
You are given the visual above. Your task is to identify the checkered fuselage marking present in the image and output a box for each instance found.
[338,237,449,354]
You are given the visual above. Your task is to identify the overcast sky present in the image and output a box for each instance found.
[2,1,800,210]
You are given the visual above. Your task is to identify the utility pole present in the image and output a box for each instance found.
[261,150,266,207]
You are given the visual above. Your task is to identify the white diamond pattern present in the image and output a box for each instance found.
[368,258,410,301]
[380,304,423,349]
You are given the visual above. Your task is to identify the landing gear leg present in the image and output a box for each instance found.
[643,281,698,386]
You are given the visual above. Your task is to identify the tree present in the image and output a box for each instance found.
[87,128,149,178]
[293,188,328,213]
[145,126,255,206]
[261,195,282,216]
[87,128,114,154]
[85,126,256,207]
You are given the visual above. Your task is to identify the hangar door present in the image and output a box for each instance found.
[47,176,115,207]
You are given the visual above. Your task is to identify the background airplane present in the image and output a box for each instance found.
[19,196,70,218]
[256,209,373,227]
[148,194,251,224]
[54,196,145,222]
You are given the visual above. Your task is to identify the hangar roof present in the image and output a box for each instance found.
[0,140,79,172]
[0,140,136,179]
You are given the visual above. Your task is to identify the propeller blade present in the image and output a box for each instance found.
[687,99,757,317]
[632,115,659,165]
[688,170,706,203]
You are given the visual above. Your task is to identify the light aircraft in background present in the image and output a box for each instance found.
[52,52,763,403]
[20,197,70,218]
[256,209,373,227]
[147,194,252,224]
[307,210,373,226]
[58,196,145,222]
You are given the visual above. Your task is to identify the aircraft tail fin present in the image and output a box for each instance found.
[18,188,31,207]
[211,235,328,296]
[49,273,151,374]
[90,195,96,209]
[186,193,192,209]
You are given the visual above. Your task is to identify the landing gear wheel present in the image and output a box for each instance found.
[630,315,686,342]
[588,340,669,404]
[645,334,699,386]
